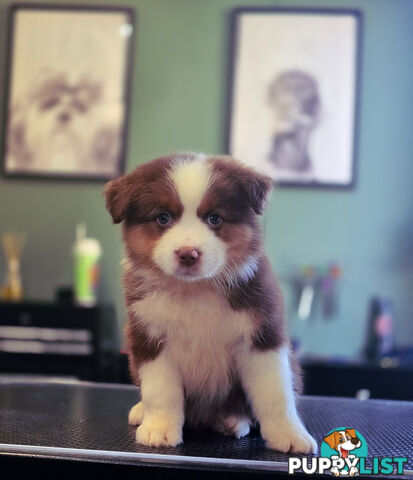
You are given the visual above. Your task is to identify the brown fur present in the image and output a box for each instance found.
[185,379,252,427]
[207,156,273,215]
[105,156,180,224]
[228,256,286,350]
[122,267,163,384]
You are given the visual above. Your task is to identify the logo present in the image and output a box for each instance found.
[288,427,408,476]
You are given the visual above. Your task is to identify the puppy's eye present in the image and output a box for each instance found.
[156,212,171,226]
[207,213,222,227]
[40,97,59,111]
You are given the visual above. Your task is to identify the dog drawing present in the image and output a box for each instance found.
[324,428,362,476]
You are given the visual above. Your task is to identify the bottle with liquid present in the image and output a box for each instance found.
[73,224,102,306]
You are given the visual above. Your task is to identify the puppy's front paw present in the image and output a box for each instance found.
[262,419,318,454]
[136,417,182,447]
[128,401,144,425]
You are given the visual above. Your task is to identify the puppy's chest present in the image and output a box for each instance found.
[133,289,253,391]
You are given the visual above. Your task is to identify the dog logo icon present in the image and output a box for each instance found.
[321,428,367,476]
[290,427,407,476]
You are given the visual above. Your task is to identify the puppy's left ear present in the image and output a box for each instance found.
[242,170,273,215]
[104,173,135,224]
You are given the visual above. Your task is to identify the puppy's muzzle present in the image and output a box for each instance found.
[175,247,201,267]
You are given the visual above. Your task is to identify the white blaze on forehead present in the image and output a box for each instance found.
[169,156,211,213]
[153,154,226,281]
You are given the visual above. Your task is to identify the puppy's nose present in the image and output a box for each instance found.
[351,438,360,446]
[175,247,201,267]
[58,112,71,123]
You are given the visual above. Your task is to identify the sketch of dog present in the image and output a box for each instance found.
[6,70,121,175]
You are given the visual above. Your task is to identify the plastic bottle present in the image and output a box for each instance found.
[73,224,102,306]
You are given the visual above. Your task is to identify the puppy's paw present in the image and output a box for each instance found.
[128,401,144,425]
[136,417,182,448]
[214,415,251,439]
[349,466,359,476]
[262,419,318,454]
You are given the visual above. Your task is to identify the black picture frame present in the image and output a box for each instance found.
[1,3,135,182]
[226,7,363,190]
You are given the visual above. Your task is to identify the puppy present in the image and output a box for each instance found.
[323,429,361,458]
[105,152,317,453]
[324,429,361,476]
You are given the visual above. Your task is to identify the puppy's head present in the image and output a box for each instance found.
[105,153,272,283]
[323,429,361,457]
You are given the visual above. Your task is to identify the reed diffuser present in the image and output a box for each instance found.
[1,232,26,301]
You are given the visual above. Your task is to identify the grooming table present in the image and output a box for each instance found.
[0,381,411,479]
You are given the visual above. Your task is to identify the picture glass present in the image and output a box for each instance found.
[4,7,133,179]
[229,11,359,187]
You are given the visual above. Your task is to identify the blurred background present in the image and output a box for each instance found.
[0,0,412,401]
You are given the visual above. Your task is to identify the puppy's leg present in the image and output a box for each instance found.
[135,352,184,447]
[213,415,251,439]
[237,345,317,454]
[128,401,144,425]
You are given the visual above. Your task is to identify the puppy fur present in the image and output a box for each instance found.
[105,152,317,453]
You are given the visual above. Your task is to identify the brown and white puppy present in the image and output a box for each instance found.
[323,429,361,459]
[105,152,317,453]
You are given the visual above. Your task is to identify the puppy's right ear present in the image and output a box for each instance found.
[104,174,134,224]
[323,431,339,450]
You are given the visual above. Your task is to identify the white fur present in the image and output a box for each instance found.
[213,415,251,439]
[136,351,184,447]
[152,155,227,281]
[132,282,253,446]
[128,401,144,425]
[237,256,259,283]
[236,345,318,454]
[132,278,317,452]
[337,431,361,455]
[170,154,210,209]
[132,284,253,398]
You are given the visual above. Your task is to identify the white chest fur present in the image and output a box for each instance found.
[132,287,253,397]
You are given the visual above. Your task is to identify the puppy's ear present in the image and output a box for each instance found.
[242,171,273,215]
[345,428,357,438]
[323,431,340,450]
[104,174,135,224]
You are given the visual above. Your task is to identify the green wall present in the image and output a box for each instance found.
[0,0,412,356]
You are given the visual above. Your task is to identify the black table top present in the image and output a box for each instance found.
[0,380,411,477]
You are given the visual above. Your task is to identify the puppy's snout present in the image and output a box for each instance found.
[175,247,201,267]
[58,112,71,124]
[351,438,360,446]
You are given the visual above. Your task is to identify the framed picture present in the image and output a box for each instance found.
[227,8,362,188]
[1,4,135,181]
